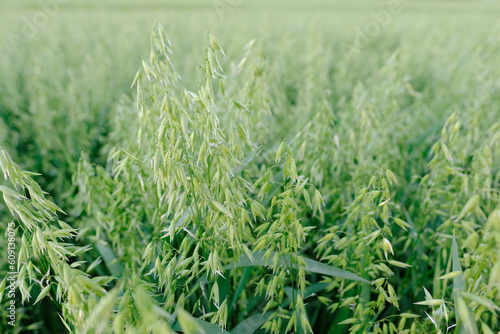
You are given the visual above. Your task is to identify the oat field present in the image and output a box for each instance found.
[0,1,500,333]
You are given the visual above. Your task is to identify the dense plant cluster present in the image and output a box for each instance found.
[1,3,500,333]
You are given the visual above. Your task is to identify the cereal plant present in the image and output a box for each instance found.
[0,1,500,333]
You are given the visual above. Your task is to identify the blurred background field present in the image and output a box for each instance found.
[1,0,499,198]
[0,0,499,333]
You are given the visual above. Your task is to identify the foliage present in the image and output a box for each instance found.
[1,1,500,333]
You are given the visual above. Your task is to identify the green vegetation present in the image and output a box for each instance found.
[0,1,499,333]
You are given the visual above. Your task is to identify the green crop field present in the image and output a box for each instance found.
[0,0,499,333]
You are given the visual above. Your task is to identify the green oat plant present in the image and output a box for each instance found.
[1,14,500,334]
[0,25,370,333]
[71,25,370,334]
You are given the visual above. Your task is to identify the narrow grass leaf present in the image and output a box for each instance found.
[456,297,479,334]
[230,313,272,334]
[460,291,500,313]
[225,251,368,283]
[95,241,124,277]
[452,231,465,293]
[231,146,262,176]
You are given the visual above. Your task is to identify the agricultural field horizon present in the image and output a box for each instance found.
[0,0,499,333]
